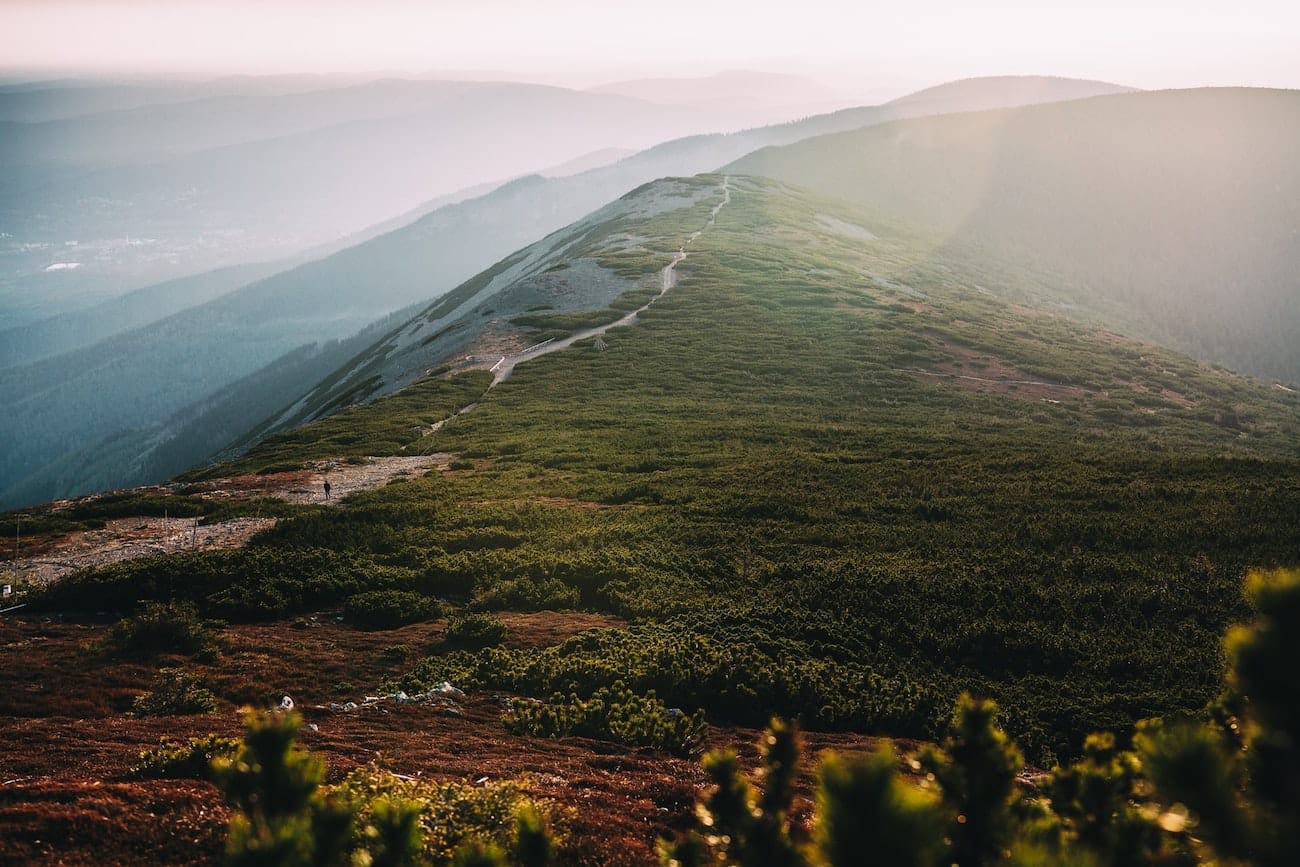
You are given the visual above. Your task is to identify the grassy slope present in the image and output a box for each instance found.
[728,88,1300,383]
[41,175,1300,763]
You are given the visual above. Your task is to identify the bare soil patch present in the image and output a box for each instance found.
[193,455,451,506]
[7,517,276,585]
[4,457,450,586]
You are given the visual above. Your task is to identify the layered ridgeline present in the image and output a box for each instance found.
[0,76,1132,509]
[0,175,507,369]
[45,175,1300,764]
[728,87,1300,383]
[0,79,724,324]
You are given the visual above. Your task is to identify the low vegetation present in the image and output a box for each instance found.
[344,589,442,630]
[214,710,559,866]
[188,370,493,480]
[131,667,219,717]
[662,568,1300,866]
[34,547,419,621]
[504,682,707,757]
[30,177,1300,768]
[444,613,509,648]
[1,491,299,546]
[470,578,579,613]
[133,733,241,780]
[111,599,219,656]
[403,627,933,737]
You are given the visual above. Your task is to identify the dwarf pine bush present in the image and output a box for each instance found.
[504,682,707,757]
[444,612,508,648]
[213,710,346,866]
[215,710,559,866]
[920,694,1024,867]
[402,625,934,734]
[663,568,1300,867]
[816,746,944,867]
[112,599,217,656]
[131,667,219,716]
[344,589,441,630]
[470,578,579,613]
[659,718,810,867]
[1133,567,1300,866]
[133,733,240,780]
[336,767,561,865]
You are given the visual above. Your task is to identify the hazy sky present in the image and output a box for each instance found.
[2,0,1297,95]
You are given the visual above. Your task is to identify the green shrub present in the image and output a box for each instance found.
[112,599,217,656]
[664,569,1300,866]
[403,626,936,735]
[214,710,560,866]
[470,578,579,613]
[335,766,561,865]
[504,682,707,757]
[919,695,1023,867]
[1132,567,1300,866]
[131,667,219,716]
[816,746,945,867]
[34,547,418,622]
[444,613,507,648]
[133,733,240,780]
[660,718,813,866]
[256,462,304,475]
[214,710,353,865]
[384,644,415,662]
[344,590,442,630]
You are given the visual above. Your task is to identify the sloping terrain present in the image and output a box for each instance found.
[260,177,731,432]
[4,172,1299,861]
[6,172,1299,861]
[729,87,1300,383]
[0,75,1132,509]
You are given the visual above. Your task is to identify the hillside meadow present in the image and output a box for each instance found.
[28,176,1300,769]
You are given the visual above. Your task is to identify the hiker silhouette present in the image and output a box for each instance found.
[323,479,332,500]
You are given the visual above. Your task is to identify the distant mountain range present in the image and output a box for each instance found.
[0,78,727,329]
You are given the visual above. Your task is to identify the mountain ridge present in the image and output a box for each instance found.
[727,86,1300,383]
[0,74,1134,508]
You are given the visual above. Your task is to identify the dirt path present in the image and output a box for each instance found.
[4,456,452,586]
[2,178,735,591]
[196,455,452,505]
[490,175,732,385]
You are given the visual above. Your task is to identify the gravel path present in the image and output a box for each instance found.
[490,175,732,385]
